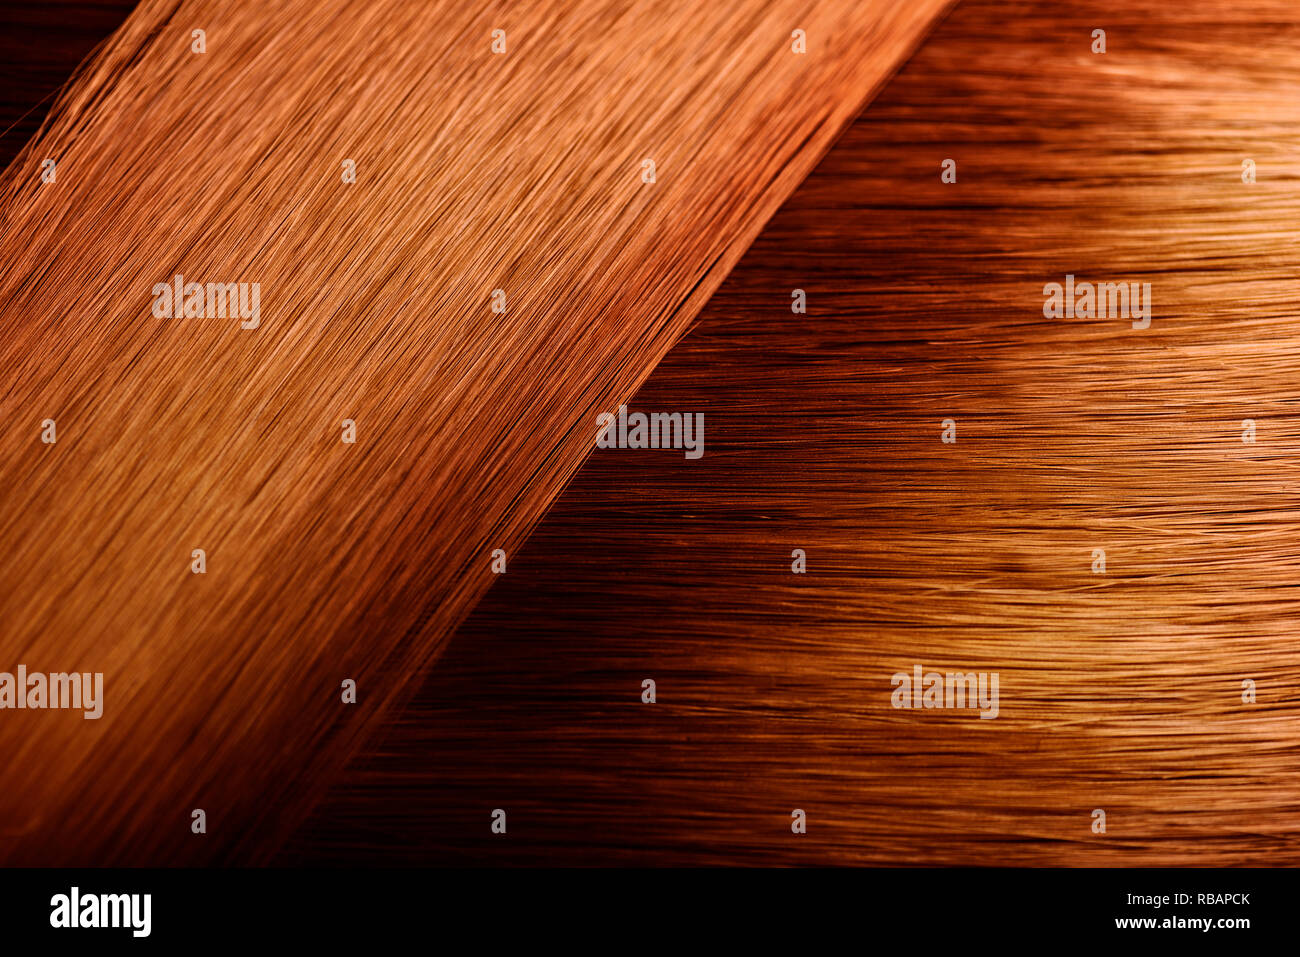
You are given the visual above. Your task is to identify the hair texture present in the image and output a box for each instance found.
[0,0,952,863]
[289,0,1300,865]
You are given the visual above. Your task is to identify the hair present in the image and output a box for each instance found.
[0,0,951,863]
[290,0,1300,866]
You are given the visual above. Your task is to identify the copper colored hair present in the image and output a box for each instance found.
[293,0,1300,866]
[0,0,951,863]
